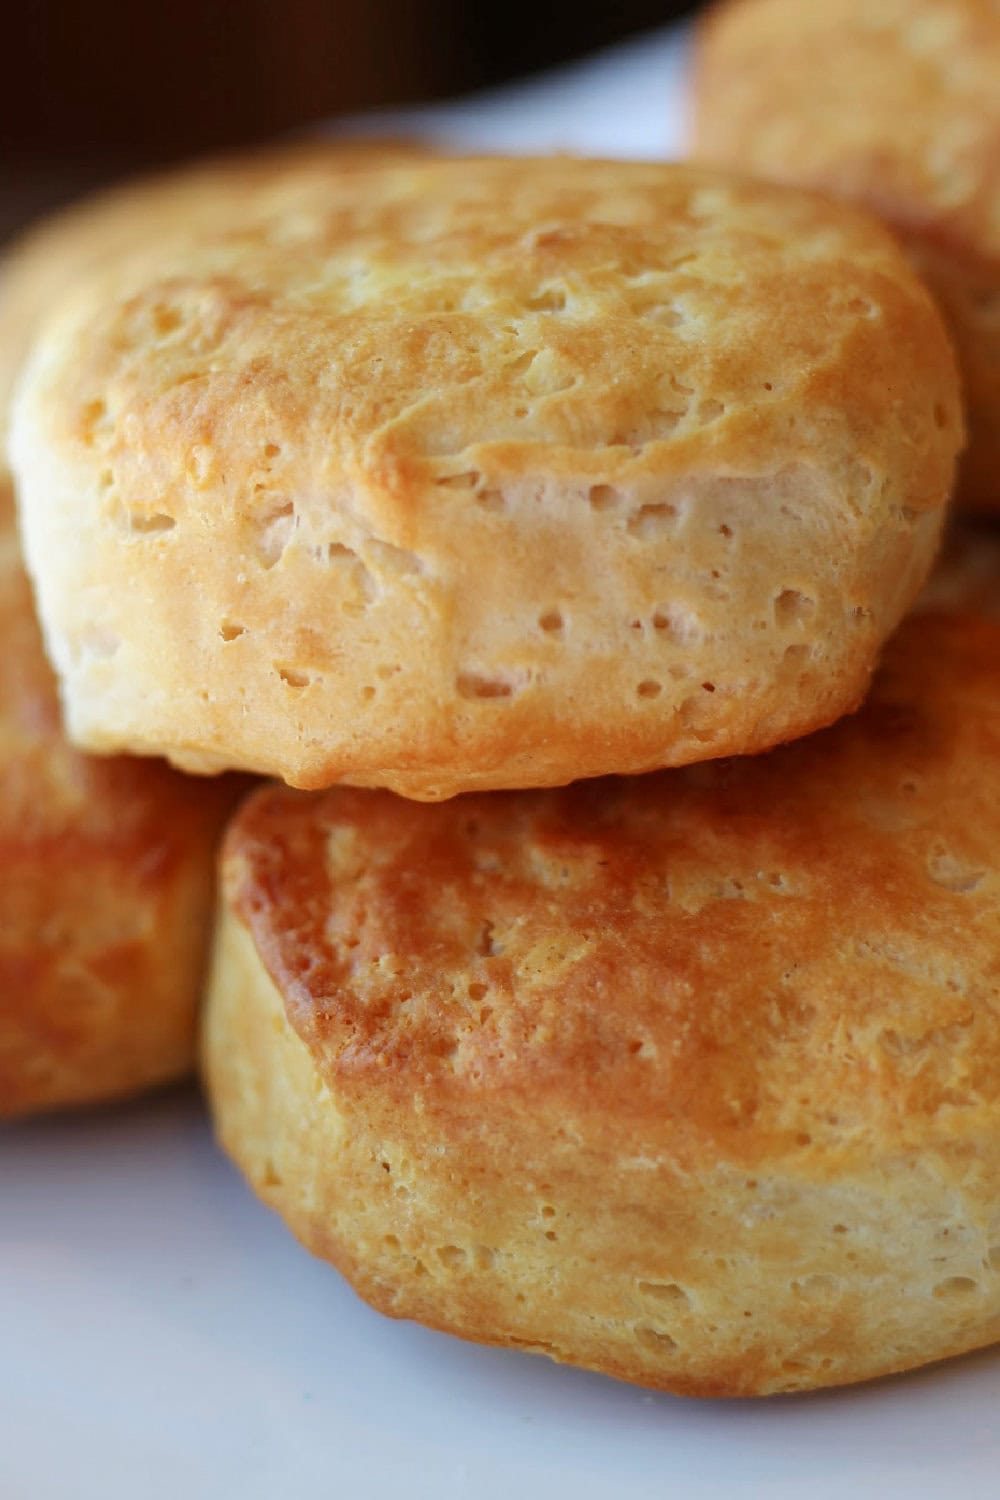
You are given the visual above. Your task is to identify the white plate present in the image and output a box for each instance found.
[6,27,1000,1500]
[4,1091,1000,1500]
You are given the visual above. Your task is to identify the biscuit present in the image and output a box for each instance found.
[205,573,1000,1397]
[0,483,242,1117]
[692,0,1000,513]
[10,156,961,799]
[0,141,418,472]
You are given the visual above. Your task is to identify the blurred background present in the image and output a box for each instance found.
[2,0,700,244]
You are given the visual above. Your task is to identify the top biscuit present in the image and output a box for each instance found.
[0,141,417,472]
[693,0,1000,513]
[10,155,960,799]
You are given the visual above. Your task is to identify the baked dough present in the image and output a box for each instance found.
[10,156,961,799]
[0,141,418,473]
[0,484,243,1117]
[205,581,1000,1396]
[692,0,1000,513]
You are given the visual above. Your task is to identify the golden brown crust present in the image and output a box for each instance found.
[0,484,245,1117]
[10,155,961,798]
[0,140,421,475]
[692,0,1000,512]
[206,580,1000,1395]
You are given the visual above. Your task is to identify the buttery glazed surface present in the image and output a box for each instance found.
[207,586,1000,1395]
[11,155,960,798]
[0,486,242,1116]
[693,0,1000,512]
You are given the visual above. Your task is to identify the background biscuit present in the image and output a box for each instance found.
[918,521,1000,617]
[693,0,1000,513]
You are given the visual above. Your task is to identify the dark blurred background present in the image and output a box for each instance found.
[1,1,700,245]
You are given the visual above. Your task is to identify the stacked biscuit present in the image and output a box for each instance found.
[2,81,999,1394]
[692,0,1000,515]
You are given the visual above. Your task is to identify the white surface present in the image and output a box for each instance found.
[5,27,1000,1500]
[334,23,690,159]
[5,1091,1000,1500]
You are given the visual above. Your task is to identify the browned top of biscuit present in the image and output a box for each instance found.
[0,139,420,465]
[16,155,958,517]
[695,0,1000,270]
[225,601,1000,1173]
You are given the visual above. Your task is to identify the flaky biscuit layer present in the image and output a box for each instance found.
[11,155,960,797]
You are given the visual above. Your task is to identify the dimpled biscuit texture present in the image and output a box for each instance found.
[0,141,420,472]
[11,156,960,799]
[0,484,244,1117]
[693,0,1000,512]
[205,591,1000,1397]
